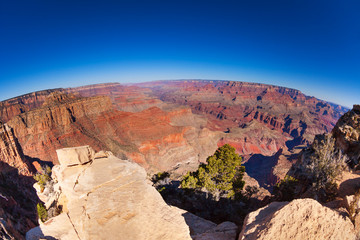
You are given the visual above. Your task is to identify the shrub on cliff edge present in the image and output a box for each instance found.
[33,165,52,192]
[291,134,348,202]
[181,144,245,199]
[37,203,48,222]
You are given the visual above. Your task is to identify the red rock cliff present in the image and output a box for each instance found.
[0,121,32,176]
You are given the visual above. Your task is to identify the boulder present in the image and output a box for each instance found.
[55,146,94,166]
[239,198,356,240]
[26,213,78,240]
[344,194,360,213]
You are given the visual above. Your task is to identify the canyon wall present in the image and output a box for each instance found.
[0,80,347,177]
[0,121,32,176]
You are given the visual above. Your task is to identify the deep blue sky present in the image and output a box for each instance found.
[0,0,359,107]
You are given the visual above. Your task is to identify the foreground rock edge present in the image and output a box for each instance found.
[239,198,356,240]
[26,146,192,240]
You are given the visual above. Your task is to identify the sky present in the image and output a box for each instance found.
[0,0,359,108]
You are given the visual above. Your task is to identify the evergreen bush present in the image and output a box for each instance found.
[181,144,245,199]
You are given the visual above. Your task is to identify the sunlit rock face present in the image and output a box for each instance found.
[0,89,62,123]
[238,198,356,240]
[26,146,192,240]
[5,93,113,164]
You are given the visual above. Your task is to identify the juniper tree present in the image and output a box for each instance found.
[181,144,245,199]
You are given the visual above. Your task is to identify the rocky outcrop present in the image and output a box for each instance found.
[0,121,32,176]
[332,104,360,167]
[26,146,192,240]
[239,198,356,240]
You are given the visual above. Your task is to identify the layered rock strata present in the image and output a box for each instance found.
[138,80,346,151]
[0,89,61,123]
[0,121,31,176]
[5,91,219,174]
[6,95,113,164]
[0,80,348,187]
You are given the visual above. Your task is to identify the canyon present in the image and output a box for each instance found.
[0,80,351,239]
[24,104,360,240]
[0,80,347,176]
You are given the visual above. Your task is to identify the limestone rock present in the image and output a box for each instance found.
[239,198,356,240]
[26,213,78,240]
[56,146,94,166]
[27,146,192,240]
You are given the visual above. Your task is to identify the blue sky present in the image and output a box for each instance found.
[0,0,359,107]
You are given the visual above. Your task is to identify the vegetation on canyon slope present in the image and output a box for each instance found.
[181,144,245,200]
[276,134,348,202]
[36,203,48,222]
[33,165,52,192]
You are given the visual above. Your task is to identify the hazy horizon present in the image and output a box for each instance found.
[1,1,359,108]
[0,79,352,109]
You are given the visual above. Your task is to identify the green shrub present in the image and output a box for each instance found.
[274,175,299,201]
[181,144,245,199]
[37,203,48,222]
[33,165,52,192]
